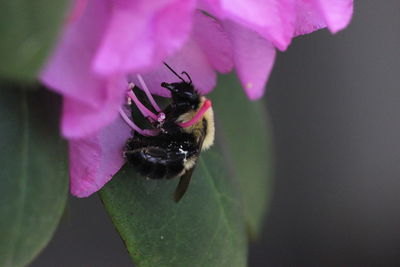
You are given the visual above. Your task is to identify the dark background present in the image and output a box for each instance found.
[33,1,400,266]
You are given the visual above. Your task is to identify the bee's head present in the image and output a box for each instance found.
[161,63,201,110]
[161,82,200,109]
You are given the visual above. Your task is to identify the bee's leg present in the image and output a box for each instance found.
[119,107,159,136]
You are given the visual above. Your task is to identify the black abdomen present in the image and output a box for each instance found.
[124,132,198,180]
[125,148,186,179]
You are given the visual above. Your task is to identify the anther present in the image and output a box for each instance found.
[157,112,166,123]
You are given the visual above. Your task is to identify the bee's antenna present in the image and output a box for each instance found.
[163,62,187,83]
[181,71,192,85]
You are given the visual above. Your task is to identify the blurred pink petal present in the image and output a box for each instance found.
[61,76,126,138]
[294,0,326,36]
[225,21,276,100]
[192,11,233,73]
[94,0,196,75]
[294,0,353,36]
[41,0,126,138]
[316,0,353,33]
[153,0,196,56]
[41,0,109,106]
[200,0,293,50]
[197,0,226,18]
[66,0,90,24]
[69,116,131,197]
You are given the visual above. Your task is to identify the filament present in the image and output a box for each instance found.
[119,108,159,136]
[137,74,162,112]
[126,84,158,121]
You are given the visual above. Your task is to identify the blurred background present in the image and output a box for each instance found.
[33,1,400,266]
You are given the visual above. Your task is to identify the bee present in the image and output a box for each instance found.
[123,63,215,202]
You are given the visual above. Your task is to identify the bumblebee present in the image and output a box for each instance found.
[123,63,215,202]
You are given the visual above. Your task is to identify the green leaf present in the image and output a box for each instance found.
[100,148,247,267]
[100,74,273,265]
[211,74,274,237]
[0,85,68,267]
[0,0,69,81]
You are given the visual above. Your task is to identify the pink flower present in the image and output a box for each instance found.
[40,0,353,197]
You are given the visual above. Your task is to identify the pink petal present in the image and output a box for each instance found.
[61,76,126,138]
[66,0,90,24]
[41,0,110,108]
[294,0,327,36]
[222,0,287,49]
[202,0,293,50]
[316,0,353,33]
[130,39,217,97]
[94,0,196,75]
[197,0,226,18]
[192,11,233,73]
[41,0,126,138]
[93,6,154,75]
[224,21,276,100]
[153,0,197,57]
[69,116,131,197]
[294,0,353,36]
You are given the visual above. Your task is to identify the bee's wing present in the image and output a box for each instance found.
[174,134,206,203]
[174,166,196,202]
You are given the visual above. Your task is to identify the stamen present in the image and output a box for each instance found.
[127,83,158,121]
[178,99,212,128]
[66,0,89,24]
[119,108,159,136]
[137,74,162,112]
[157,112,166,123]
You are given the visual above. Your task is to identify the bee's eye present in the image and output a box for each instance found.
[161,82,178,93]
[181,91,197,101]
